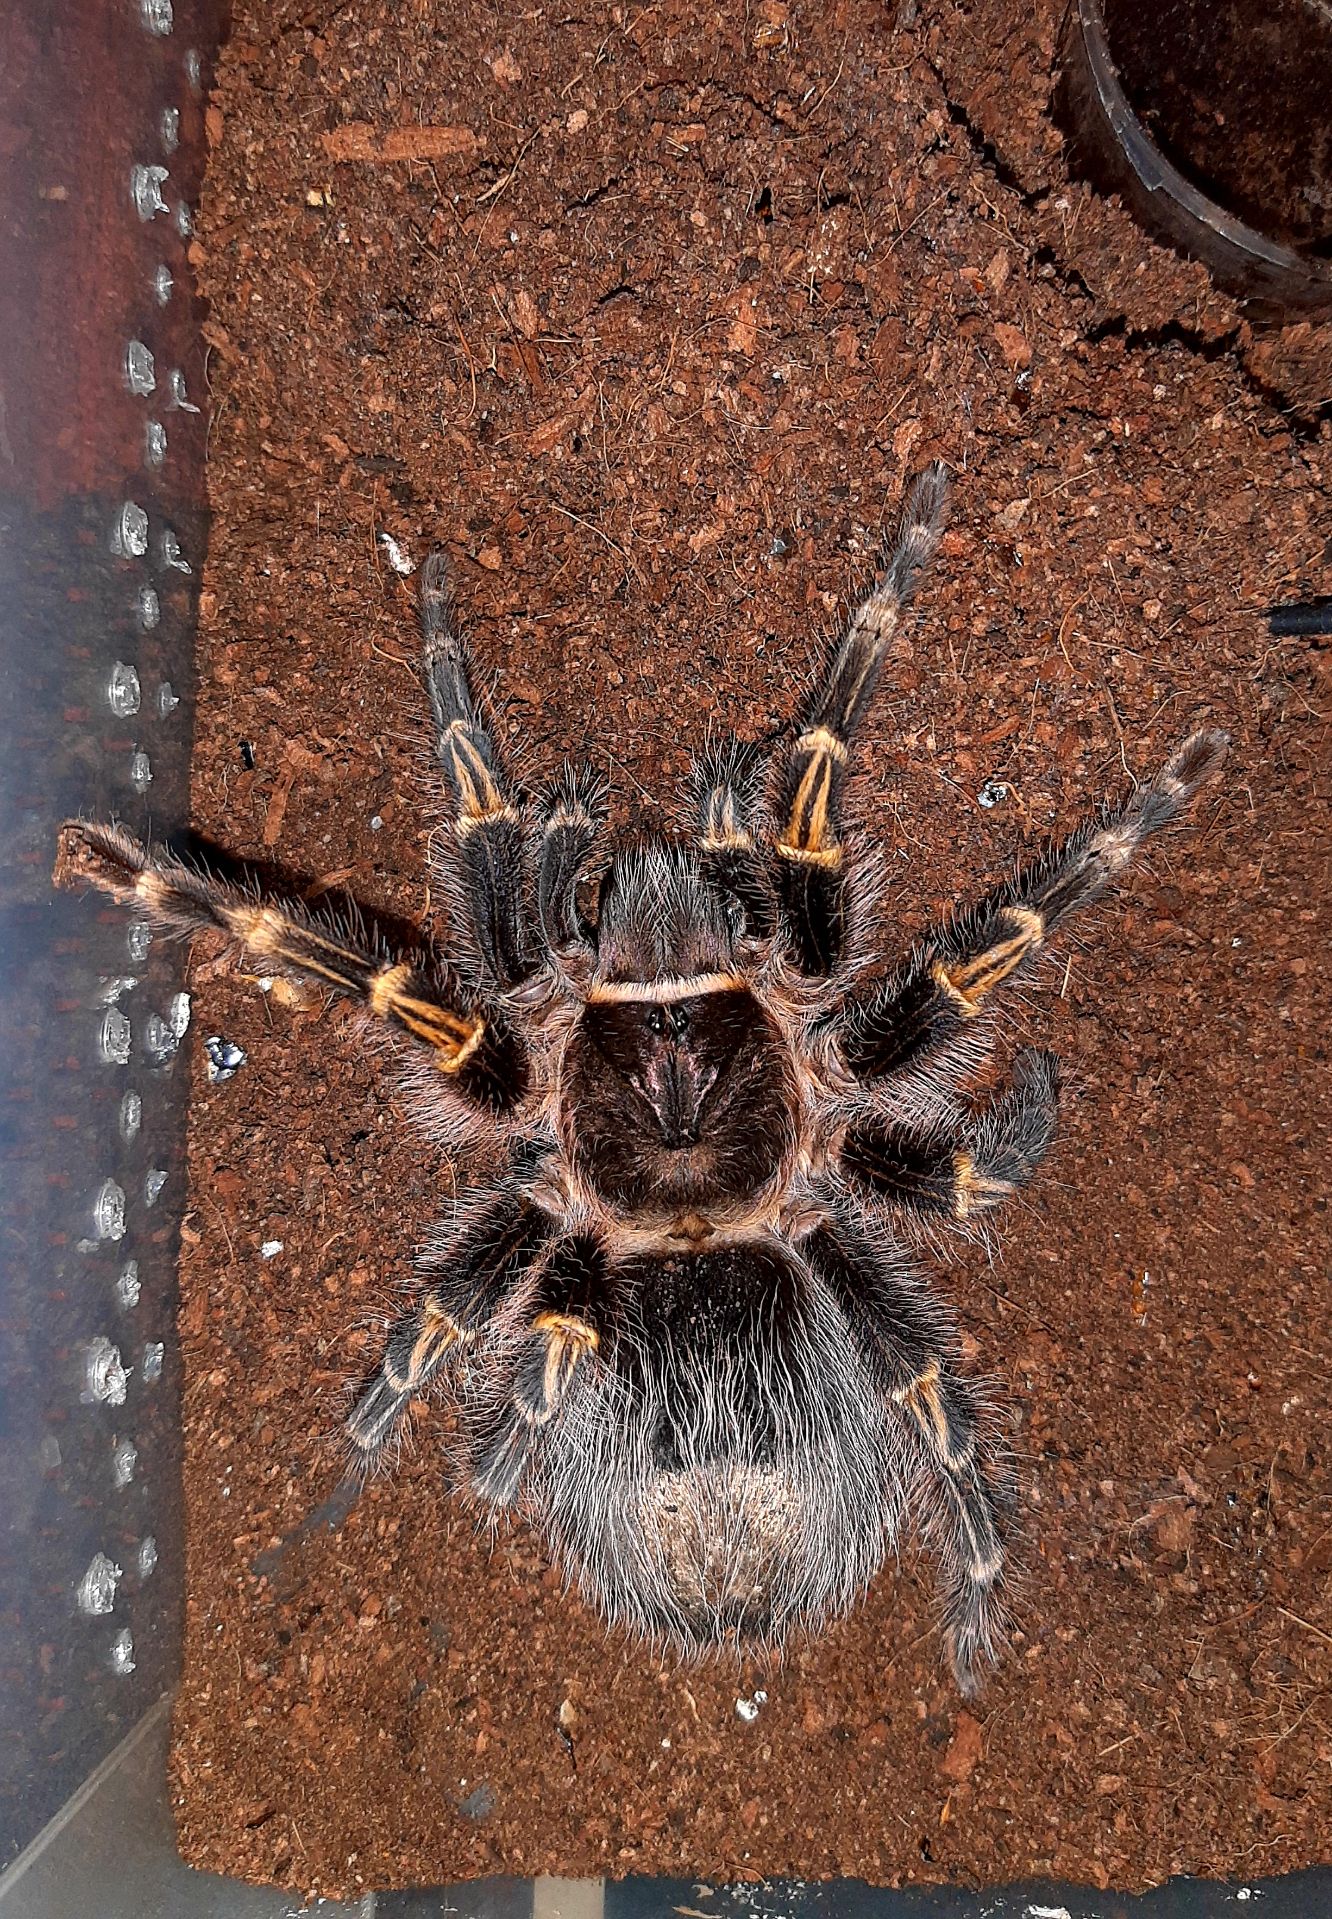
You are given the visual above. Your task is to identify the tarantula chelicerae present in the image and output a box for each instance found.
[58,465,1227,1692]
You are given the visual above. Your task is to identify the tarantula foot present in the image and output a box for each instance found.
[54,818,151,902]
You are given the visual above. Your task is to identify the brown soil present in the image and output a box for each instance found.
[170,0,1331,1901]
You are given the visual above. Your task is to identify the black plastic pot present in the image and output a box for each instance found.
[1059,0,1332,320]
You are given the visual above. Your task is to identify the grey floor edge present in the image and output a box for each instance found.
[4,1702,1325,1919]
[0,1696,352,1919]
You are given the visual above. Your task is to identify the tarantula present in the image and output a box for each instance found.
[58,464,1226,1692]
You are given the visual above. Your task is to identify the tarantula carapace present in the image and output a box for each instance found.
[58,465,1226,1692]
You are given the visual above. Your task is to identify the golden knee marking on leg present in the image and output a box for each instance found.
[935,907,1044,1010]
[371,980,486,1072]
[455,805,521,839]
[1088,820,1140,876]
[405,1319,457,1384]
[778,745,843,863]
[893,1359,949,1455]
[700,785,754,849]
[436,1016,486,1073]
[369,961,413,1017]
[226,904,287,954]
[531,1312,598,1419]
[445,726,505,822]
[133,869,171,909]
[775,839,843,870]
[794,726,848,764]
[532,1311,599,1354]
[953,1152,1013,1220]
[545,798,598,833]
[894,1360,975,1471]
[833,633,887,725]
[223,909,363,988]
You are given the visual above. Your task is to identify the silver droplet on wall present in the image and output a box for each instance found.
[143,1013,178,1062]
[77,1553,122,1616]
[167,368,199,412]
[157,680,180,717]
[111,504,149,559]
[82,1337,129,1406]
[116,1260,142,1311]
[91,1180,127,1243]
[124,339,156,396]
[184,47,202,90]
[129,750,153,793]
[144,1168,168,1207]
[130,163,169,221]
[159,527,191,573]
[174,201,193,238]
[141,1341,165,1384]
[144,418,167,467]
[96,975,137,1006]
[137,585,160,631]
[167,991,192,1039]
[127,920,153,962]
[159,106,180,154]
[136,1535,159,1579]
[111,1437,139,1488]
[98,1008,132,1067]
[107,661,141,717]
[153,262,174,305]
[109,1629,136,1676]
[140,0,173,33]
[119,1090,142,1142]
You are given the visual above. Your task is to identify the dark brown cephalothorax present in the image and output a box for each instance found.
[54,469,1228,1692]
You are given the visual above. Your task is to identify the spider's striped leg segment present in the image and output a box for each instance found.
[470,1234,612,1505]
[771,462,948,974]
[53,821,524,1107]
[537,762,608,956]
[347,1195,555,1470]
[689,737,777,939]
[839,728,1229,1083]
[419,552,533,988]
[841,1049,1061,1223]
[806,1219,1009,1694]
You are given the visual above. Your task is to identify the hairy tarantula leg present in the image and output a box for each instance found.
[804,1219,1009,1691]
[537,762,608,955]
[470,1234,611,1506]
[346,1300,462,1468]
[53,821,523,1105]
[927,1455,1010,1698]
[771,462,949,974]
[349,1194,555,1471]
[418,552,533,988]
[689,738,777,939]
[840,728,1229,1081]
[841,1050,1061,1222]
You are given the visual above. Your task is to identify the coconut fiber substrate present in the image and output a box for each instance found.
[167,0,1329,1900]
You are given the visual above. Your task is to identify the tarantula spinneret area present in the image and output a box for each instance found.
[56,463,1227,1695]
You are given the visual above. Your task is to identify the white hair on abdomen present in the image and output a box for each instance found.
[529,1255,904,1648]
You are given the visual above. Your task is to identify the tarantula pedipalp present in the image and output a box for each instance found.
[57,465,1227,1693]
